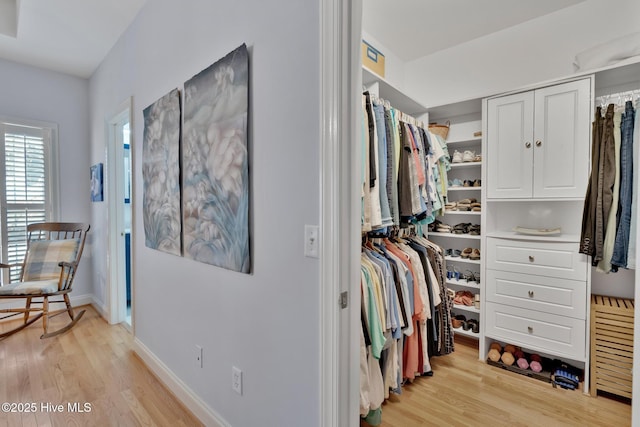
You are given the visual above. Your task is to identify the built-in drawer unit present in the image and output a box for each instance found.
[486,270,586,319]
[486,238,588,281]
[485,301,586,361]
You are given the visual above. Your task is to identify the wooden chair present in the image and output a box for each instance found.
[0,222,90,339]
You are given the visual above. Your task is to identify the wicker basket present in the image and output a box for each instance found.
[429,120,450,140]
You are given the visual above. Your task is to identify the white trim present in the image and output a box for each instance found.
[132,338,229,427]
[319,0,361,425]
[106,98,134,326]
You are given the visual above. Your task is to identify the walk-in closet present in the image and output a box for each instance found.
[357,1,640,425]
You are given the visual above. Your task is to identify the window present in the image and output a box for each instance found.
[0,121,58,284]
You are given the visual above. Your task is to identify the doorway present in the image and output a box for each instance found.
[107,99,133,328]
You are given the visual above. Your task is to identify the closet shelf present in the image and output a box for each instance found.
[446,137,481,146]
[444,256,481,265]
[449,162,482,169]
[440,211,481,216]
[452,303,480,314]
[453,328,480,339]
[448,187,482,192]
[446,278,480,290]
[430,233,481,240]
[486,231,580,243]
[362,66,427,115]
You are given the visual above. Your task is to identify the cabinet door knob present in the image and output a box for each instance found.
[525,141,532,148]
[528,255,535,262]
[528,290,534,298]
[535,140,542,147]
[527,326,534,333]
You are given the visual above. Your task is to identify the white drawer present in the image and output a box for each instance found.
[486,270,586,319]
[484,302,586,361]
[486,238,588,280]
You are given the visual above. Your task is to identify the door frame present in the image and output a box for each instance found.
[320,0,361,425]
[106,97,134,327]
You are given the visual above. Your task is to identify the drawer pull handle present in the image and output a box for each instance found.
[535,140,542,147]
[528,290,534,298]
[528,256,535,262]
[525,141,532,148]
[527,326,534,333]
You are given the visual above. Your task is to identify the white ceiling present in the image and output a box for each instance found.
[0,0,588,79]
[0,0,147,78]
[363,0,586,61]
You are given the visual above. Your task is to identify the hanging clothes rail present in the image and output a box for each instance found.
[595,89,640,107]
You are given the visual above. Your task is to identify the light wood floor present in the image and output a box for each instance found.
[367,337,631,427]
[0,305,202,427]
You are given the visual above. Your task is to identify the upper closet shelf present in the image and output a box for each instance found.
[362,66,427,115]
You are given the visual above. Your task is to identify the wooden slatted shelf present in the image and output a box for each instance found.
[590,295,634,399]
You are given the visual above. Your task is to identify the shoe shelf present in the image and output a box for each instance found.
[431,233,481,240]
[450,162,482,169]
[454,327,480,339]
[448,187,482,191]
[441,211,481,216]
[445,256,481,265]
[446,278,480,290]
[446,137,481,146]
[452,303,480,314]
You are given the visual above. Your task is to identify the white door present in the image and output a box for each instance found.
[487,91,534,199]
[533,79,591,198]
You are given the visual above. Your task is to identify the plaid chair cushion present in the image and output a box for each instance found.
[22,239,79,282]
[0,279,59,295]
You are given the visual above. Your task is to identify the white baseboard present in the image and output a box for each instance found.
[89,296,108,319]
[132,338,229,427]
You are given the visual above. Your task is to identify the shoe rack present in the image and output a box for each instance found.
[428,115,483,340]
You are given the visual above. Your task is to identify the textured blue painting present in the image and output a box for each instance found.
[182,44,250,273]
[142,88,182,256]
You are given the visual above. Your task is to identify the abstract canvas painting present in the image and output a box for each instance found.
[142,88,182,256]
[182,44,250,273]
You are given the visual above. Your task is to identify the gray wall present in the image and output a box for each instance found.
[0,57,91,299]
[89,0,322,425]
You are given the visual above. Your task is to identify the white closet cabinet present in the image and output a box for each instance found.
[487,78,591,199]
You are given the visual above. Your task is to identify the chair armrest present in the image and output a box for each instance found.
[0,262,21,269]
[58,261,78,269]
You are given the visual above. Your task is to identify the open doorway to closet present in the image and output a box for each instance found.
[107,99,133,328]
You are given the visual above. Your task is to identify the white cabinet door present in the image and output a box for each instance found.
[487,91,534,199]
[533,79,591,198]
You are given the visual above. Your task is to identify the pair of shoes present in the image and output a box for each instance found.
[452,223,471,234]
[472,154,482,162]
[469,224,481,235]
[461,150,476,162]
[449,178,464,187]
[446,267,461,280]
[454,290,474,306]
[461,247,474,258]
[462,270,479,284]
[469,248,481,260]
[452,314,466,329]
[463,179,481,187]
[451,150,464,163]
[456,198,477,211]
[462,318,479,333]
[444,248,461,257]
[445,202,457,211]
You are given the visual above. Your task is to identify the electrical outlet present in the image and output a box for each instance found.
[232,366,242,395]
[195,345,203,368]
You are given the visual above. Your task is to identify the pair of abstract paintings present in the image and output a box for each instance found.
[142,44,250,274]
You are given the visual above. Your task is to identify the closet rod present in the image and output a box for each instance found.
[367,92,425,128]
[595,89,640,106]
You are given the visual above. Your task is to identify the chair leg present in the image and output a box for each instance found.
[24,297,32,324]
[64,294,75,320]
[42,297,49,337]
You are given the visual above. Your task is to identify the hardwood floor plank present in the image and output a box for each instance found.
[366,337,631,427]
[0,306,202,427]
